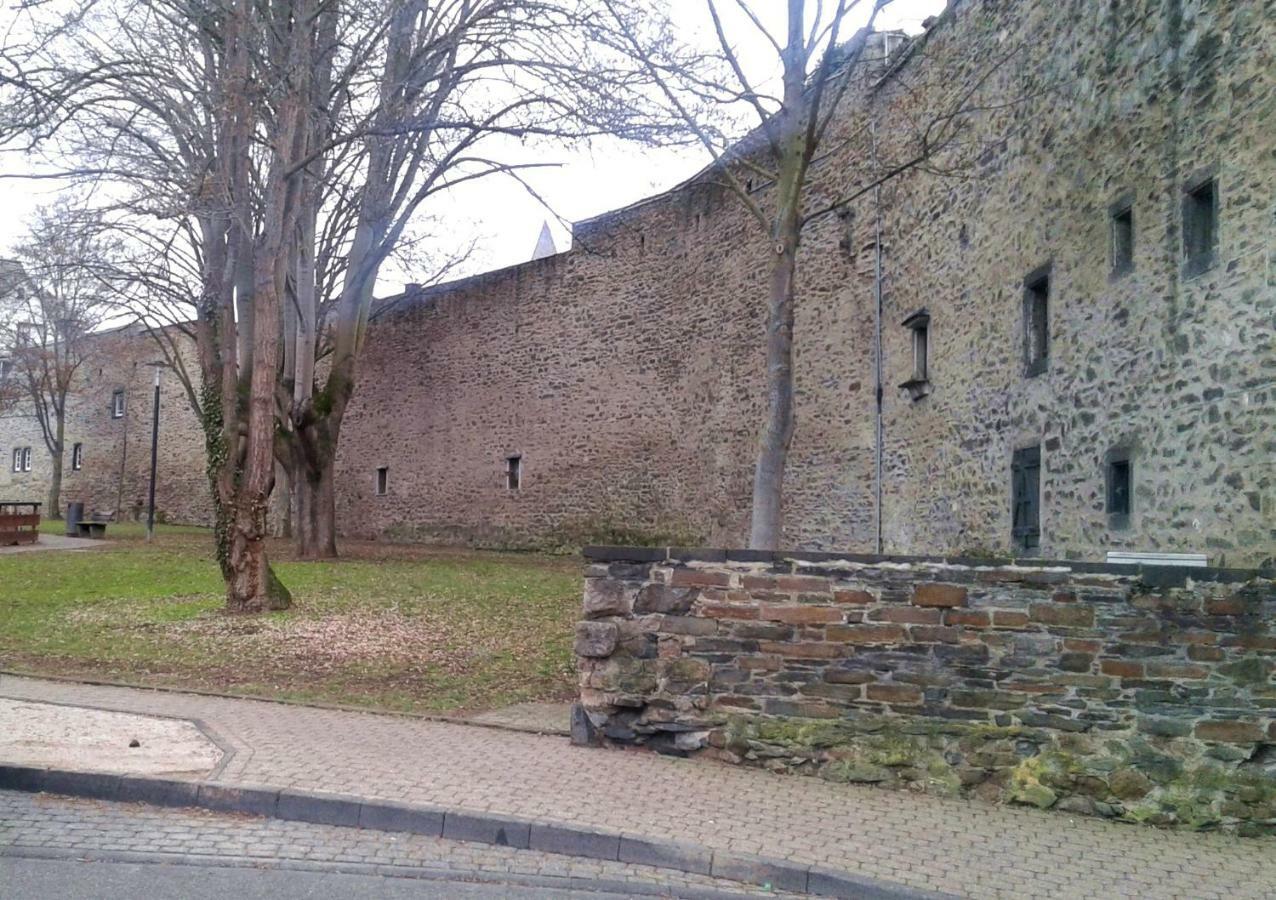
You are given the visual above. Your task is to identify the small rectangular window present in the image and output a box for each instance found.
[1011,445,1041,551]
[1023,269,1050,377]
[0,359,11,378]
[1107,455,1131,527]
[111,389,126,419]
[72,443,83,471]
[912,323,928,382]
[17,447,32,473]
[10,448,19,473]
[899,310,931,399]
[375,467,388,496]
[1182,177,1217,276]
[506,455,522,491]
[1110,203,1134,276]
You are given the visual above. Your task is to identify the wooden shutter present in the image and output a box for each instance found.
[1012,446,1041,550]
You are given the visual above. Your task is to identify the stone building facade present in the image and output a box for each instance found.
[0,326,211,525]
[2,0,1273,565]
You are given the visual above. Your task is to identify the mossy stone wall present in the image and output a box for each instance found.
[573,547,1276,834]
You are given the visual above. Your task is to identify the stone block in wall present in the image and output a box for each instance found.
[574,621,619,658]
[633,584,697,615]
[912,584,967,607]
[583,579,636,618]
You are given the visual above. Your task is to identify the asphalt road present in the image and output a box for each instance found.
[0,790,785,899]
[2,856,648,898]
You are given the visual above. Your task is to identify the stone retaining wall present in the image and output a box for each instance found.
[572,547,1276,834]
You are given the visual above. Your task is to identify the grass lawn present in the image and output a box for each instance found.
[2,523,581,714]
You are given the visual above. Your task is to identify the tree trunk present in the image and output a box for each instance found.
[749,240,798,550]
[47,447,64,519]
[271,460,292,538]
[46,413,64,520]
[295,452,337,559]
[227,509,292,613]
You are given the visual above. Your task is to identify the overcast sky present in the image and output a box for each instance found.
[0,0,945,289]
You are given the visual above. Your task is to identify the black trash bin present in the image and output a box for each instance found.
[66,501,85,537]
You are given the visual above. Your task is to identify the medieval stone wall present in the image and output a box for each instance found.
[573,546,1276,833]
[335,0,1275,565]
[0,328,210,525]
[2,0,1271,563]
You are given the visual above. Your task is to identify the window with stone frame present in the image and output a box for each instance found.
[10,448,19,473]
[1182,175,1218,277]
[72,442,84,471]
[1011,445,1041,551]
[375,466,388,496]
[1022,267,1050,377]
[1110,197,1134,277]
[899,309,931,400]
[506,455,522,491]
[111,389,125,419]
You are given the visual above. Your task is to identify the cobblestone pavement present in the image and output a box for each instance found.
[3,675,1275,899]
[0,790,778,897]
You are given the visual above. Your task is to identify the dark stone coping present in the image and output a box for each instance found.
[582,546,1275,588]
[0,765,946,899]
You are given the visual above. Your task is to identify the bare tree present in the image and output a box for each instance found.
[603,0,1018,549]
[1,0,688,607]
[0,200,117,518]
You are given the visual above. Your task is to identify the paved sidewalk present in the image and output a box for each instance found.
[2,674,1274,899]
[0,534,106,554]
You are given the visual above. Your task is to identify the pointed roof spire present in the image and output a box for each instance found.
[531,221,557,261]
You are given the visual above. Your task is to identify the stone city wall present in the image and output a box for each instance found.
[573,547,1276,833]
[3,0,1272,564]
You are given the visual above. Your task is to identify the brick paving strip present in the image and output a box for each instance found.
[1,675,1274,899]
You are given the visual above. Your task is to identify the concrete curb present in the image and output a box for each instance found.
[0,765,947,899]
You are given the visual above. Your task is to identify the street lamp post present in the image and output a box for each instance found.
[146,365,161,543]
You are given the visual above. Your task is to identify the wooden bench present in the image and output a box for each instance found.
[0,501,41,546]
[76,520,109,540]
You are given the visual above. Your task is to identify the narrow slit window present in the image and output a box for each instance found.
[1182,177,1217,275]
[506,455,522,491]
[1023,269,1050,377]
[1107,456,1131,526]
[375,467,388,496]
[1110,203,1134,275]
[10,448,20,473]
[111,389,126,419]
[912,322,929,382]
[71,443,83,471]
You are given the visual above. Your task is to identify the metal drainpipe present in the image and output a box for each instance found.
[871,116,885,555]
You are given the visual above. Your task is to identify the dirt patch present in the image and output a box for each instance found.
[164,611,499,675]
